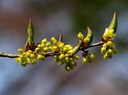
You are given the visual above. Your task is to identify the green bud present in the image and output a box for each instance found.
[77,32,84,40]
[82,57,88,64]
[24,19,35,51]
[30,54,36,59]
[103,53,108,59]
[46,42,51,47]
[108,12,117,33]
[41,38,47,44]
[58,42,64,48]
[35,47,40,52]
[107,41,113,47]
[70,61,77,66]
[65,64,73,71]
[31,59,36,64]
[83,38,90,43]
[26,58,31,64]
[65,57,69,62]
[64,44,73,50]
[37,44,41,48]
[50,46,58,51]
[101,47,106,54]
[37,55,45,60]
[54,55,59,62]
[40,43,45,48]
[43,47,48,52]
[86,27,93,42]
[16,58,22,63]
[102,12,117,41]
[103,43,107,47]
[18,48,24,54]
[51,37,56,41]
[74,55,80,60]
[90,54,95,59]
[21,62,27,67]
[83,27,93,46]
[107,49,113,55]
[68,50,74,55]
[25,52,31,57]
[69,58,73,61]
[51,37,57,44]
[65,54,69,57]
[59,54,65,59]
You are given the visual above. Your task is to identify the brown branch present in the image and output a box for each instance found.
[0,41,104,58]
[0,52,20,58]
[88,41,104,48]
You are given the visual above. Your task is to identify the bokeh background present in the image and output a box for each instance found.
[0,0,128,95]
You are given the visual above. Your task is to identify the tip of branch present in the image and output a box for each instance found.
[87,26,91,32]
[59,33,63,42]
[28,19,33,27]
[108,11,117,32]
[87,26,93,34]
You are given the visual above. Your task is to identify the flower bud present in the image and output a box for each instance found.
[77,32,84,40]
[101,47,106,54]
[83,38,90,43]
[82,57,88,64]
[31,59,36,64]
[58,42,64,48]
[16,58,22,63]
[103,53,108,59]
[90,54,95,59]
[37,55,45,60]
[59,54,65,59]
[30,54,36,59]
[46,42,51,47]
[43,47,48,52]
[18,48,24,54]
[41,38,47,44]
[107,41,113,47]
[65,64,73,71]
[74,55,80,60]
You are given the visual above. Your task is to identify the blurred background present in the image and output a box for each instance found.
[0,0,128,95]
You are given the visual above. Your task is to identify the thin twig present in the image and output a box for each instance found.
[88,41,104,48]
[0,52,20,58]
[0,41,104,58]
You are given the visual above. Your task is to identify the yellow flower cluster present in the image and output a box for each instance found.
[101,41,118,59]
[77,27,93,48]
[101,12,118,59]
[16,38,51,67]
[16,30,96,71]
[82,52,95,64]
[16,49,36,66]
[50,37,80,71]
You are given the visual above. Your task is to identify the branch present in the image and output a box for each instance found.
[0,41,104,58]
[88,41,104,48]
[0,52,20,58]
